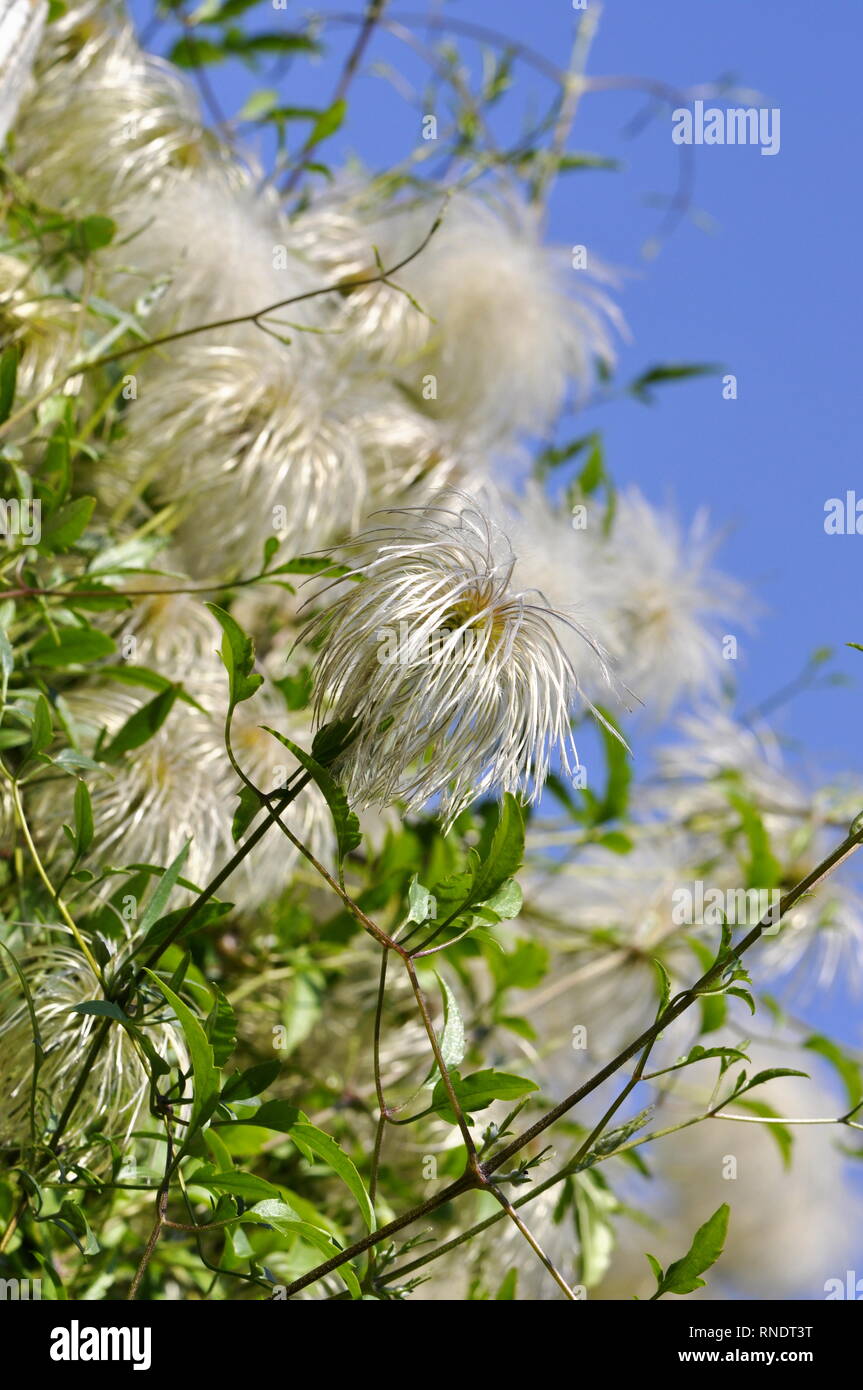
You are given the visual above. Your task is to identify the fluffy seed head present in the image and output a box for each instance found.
[305,496,614,822]
[0,937,186,1158]
[112,344,365,578]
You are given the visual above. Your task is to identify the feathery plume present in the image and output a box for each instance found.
[305,495,616,822]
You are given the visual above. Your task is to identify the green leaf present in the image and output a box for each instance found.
[262,728,361,866]
[71,215,116,254]
[0,345,18,424]
[650,1204,729,1298]
[425,973,465,1082]
[268,556,351,578]
[645,1252,664,1284]
[206,985,237,1068]
[189,1170,281,1203]
[242,1200,360,1299]
[137,900,231,958]
[432,794,525,926]
[432,1068,538,1123]
[558,152,621,172]
[237,86,279,120]
[593,1105,654,1156]
[30,693,53,753]
[274,666,314,711]
[168,35,227,66]
[578,436,605,494]
[728,790,782,890]
[206,603,263,708]
[733,1067,808,1098]
[309,98,347,144]
[68,1000,130,1023]
[535,432,598,478]
[232,781,264,841]
[40,496,95,551]
[0,625,13,705]
[629,362,722,404]
[574,1169,618,1287]
[230,1100,305,1133]
[136,842,191,942]
[102,684,179,759]
[310,719,357,766]
[30,626,115,668]
[290,1123,375,1232]
[471,795,525,904]
[46,1199,99,1256]
[407,874,436,925]
[221,1060,281,1103]
[145,971,220,1134]
[645,1044,749,1081]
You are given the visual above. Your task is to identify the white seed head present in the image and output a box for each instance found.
[602,488,746,716]
[111,343,365,578]
[0,937,187,1159]
[14,29,232,213]
[0,0,47,145]
[305,495,616,822]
